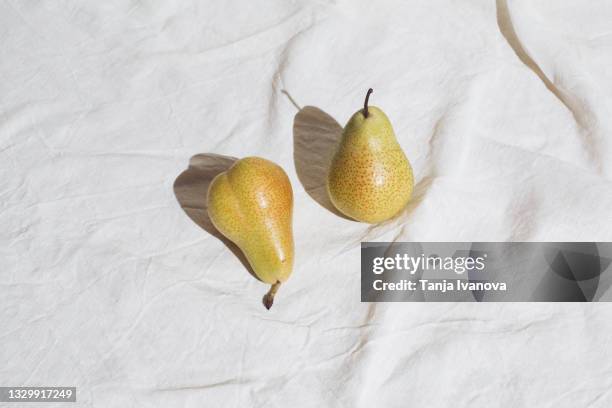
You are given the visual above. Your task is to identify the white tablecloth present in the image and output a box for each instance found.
[2,1,612,406]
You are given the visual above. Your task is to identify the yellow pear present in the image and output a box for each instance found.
[327,89,414,223]
[207,157,294,309]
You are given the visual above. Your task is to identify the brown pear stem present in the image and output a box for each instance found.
[263,281,281,310]
[363,88,373,118]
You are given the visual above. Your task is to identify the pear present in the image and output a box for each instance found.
[327,89,414,223]
[207,157,294,309]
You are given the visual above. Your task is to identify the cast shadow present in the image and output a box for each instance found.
[292,106,353,220]
[173,153,257,279]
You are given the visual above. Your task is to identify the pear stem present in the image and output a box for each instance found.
[263,281,281,310]
[363,88,374,118]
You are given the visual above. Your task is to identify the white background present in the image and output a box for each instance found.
[2,0,612,406]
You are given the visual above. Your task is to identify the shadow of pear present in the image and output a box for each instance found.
[173,153,258,280]
[292,106,354,220]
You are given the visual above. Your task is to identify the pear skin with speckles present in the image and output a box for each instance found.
[327,89,414,223]
[207,157,293,309]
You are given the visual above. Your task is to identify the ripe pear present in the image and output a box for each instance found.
[207,157,294,309]
[327,89,414,223]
